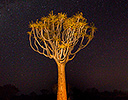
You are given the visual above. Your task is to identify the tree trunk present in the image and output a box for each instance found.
[57,63,67,100]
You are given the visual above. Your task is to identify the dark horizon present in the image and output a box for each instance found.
[1,83,128,95]
[1,84,128,100]
[0,0,128,95]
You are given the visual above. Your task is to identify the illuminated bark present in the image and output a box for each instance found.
[57,63,67,100]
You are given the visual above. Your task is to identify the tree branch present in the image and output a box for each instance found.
[28,11,96,63]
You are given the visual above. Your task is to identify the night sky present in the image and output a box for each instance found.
[0,0,128,95]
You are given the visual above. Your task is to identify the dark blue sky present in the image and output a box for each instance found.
[0,0,128,94]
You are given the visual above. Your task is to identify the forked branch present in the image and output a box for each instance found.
[28,11,96,63]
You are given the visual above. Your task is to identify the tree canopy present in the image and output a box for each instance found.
[28,11,96,63]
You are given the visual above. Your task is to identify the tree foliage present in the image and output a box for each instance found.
[28,11,96,63]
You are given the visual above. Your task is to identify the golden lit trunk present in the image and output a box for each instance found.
[57,63,67,100]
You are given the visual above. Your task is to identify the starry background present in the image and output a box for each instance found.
[0,0,128,94]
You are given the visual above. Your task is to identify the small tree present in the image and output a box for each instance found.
[0,84,19,100]
[28,11,96,100]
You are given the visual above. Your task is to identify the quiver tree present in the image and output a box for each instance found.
[28,11,96,100]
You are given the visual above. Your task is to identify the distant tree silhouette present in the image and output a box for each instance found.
[0,86,3,99]
[29,91,37,97]
[29,91,37,100]
[0,84,19,100]
[86,87,99,95]
[40,89,49,95]
[28,11,96,100]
